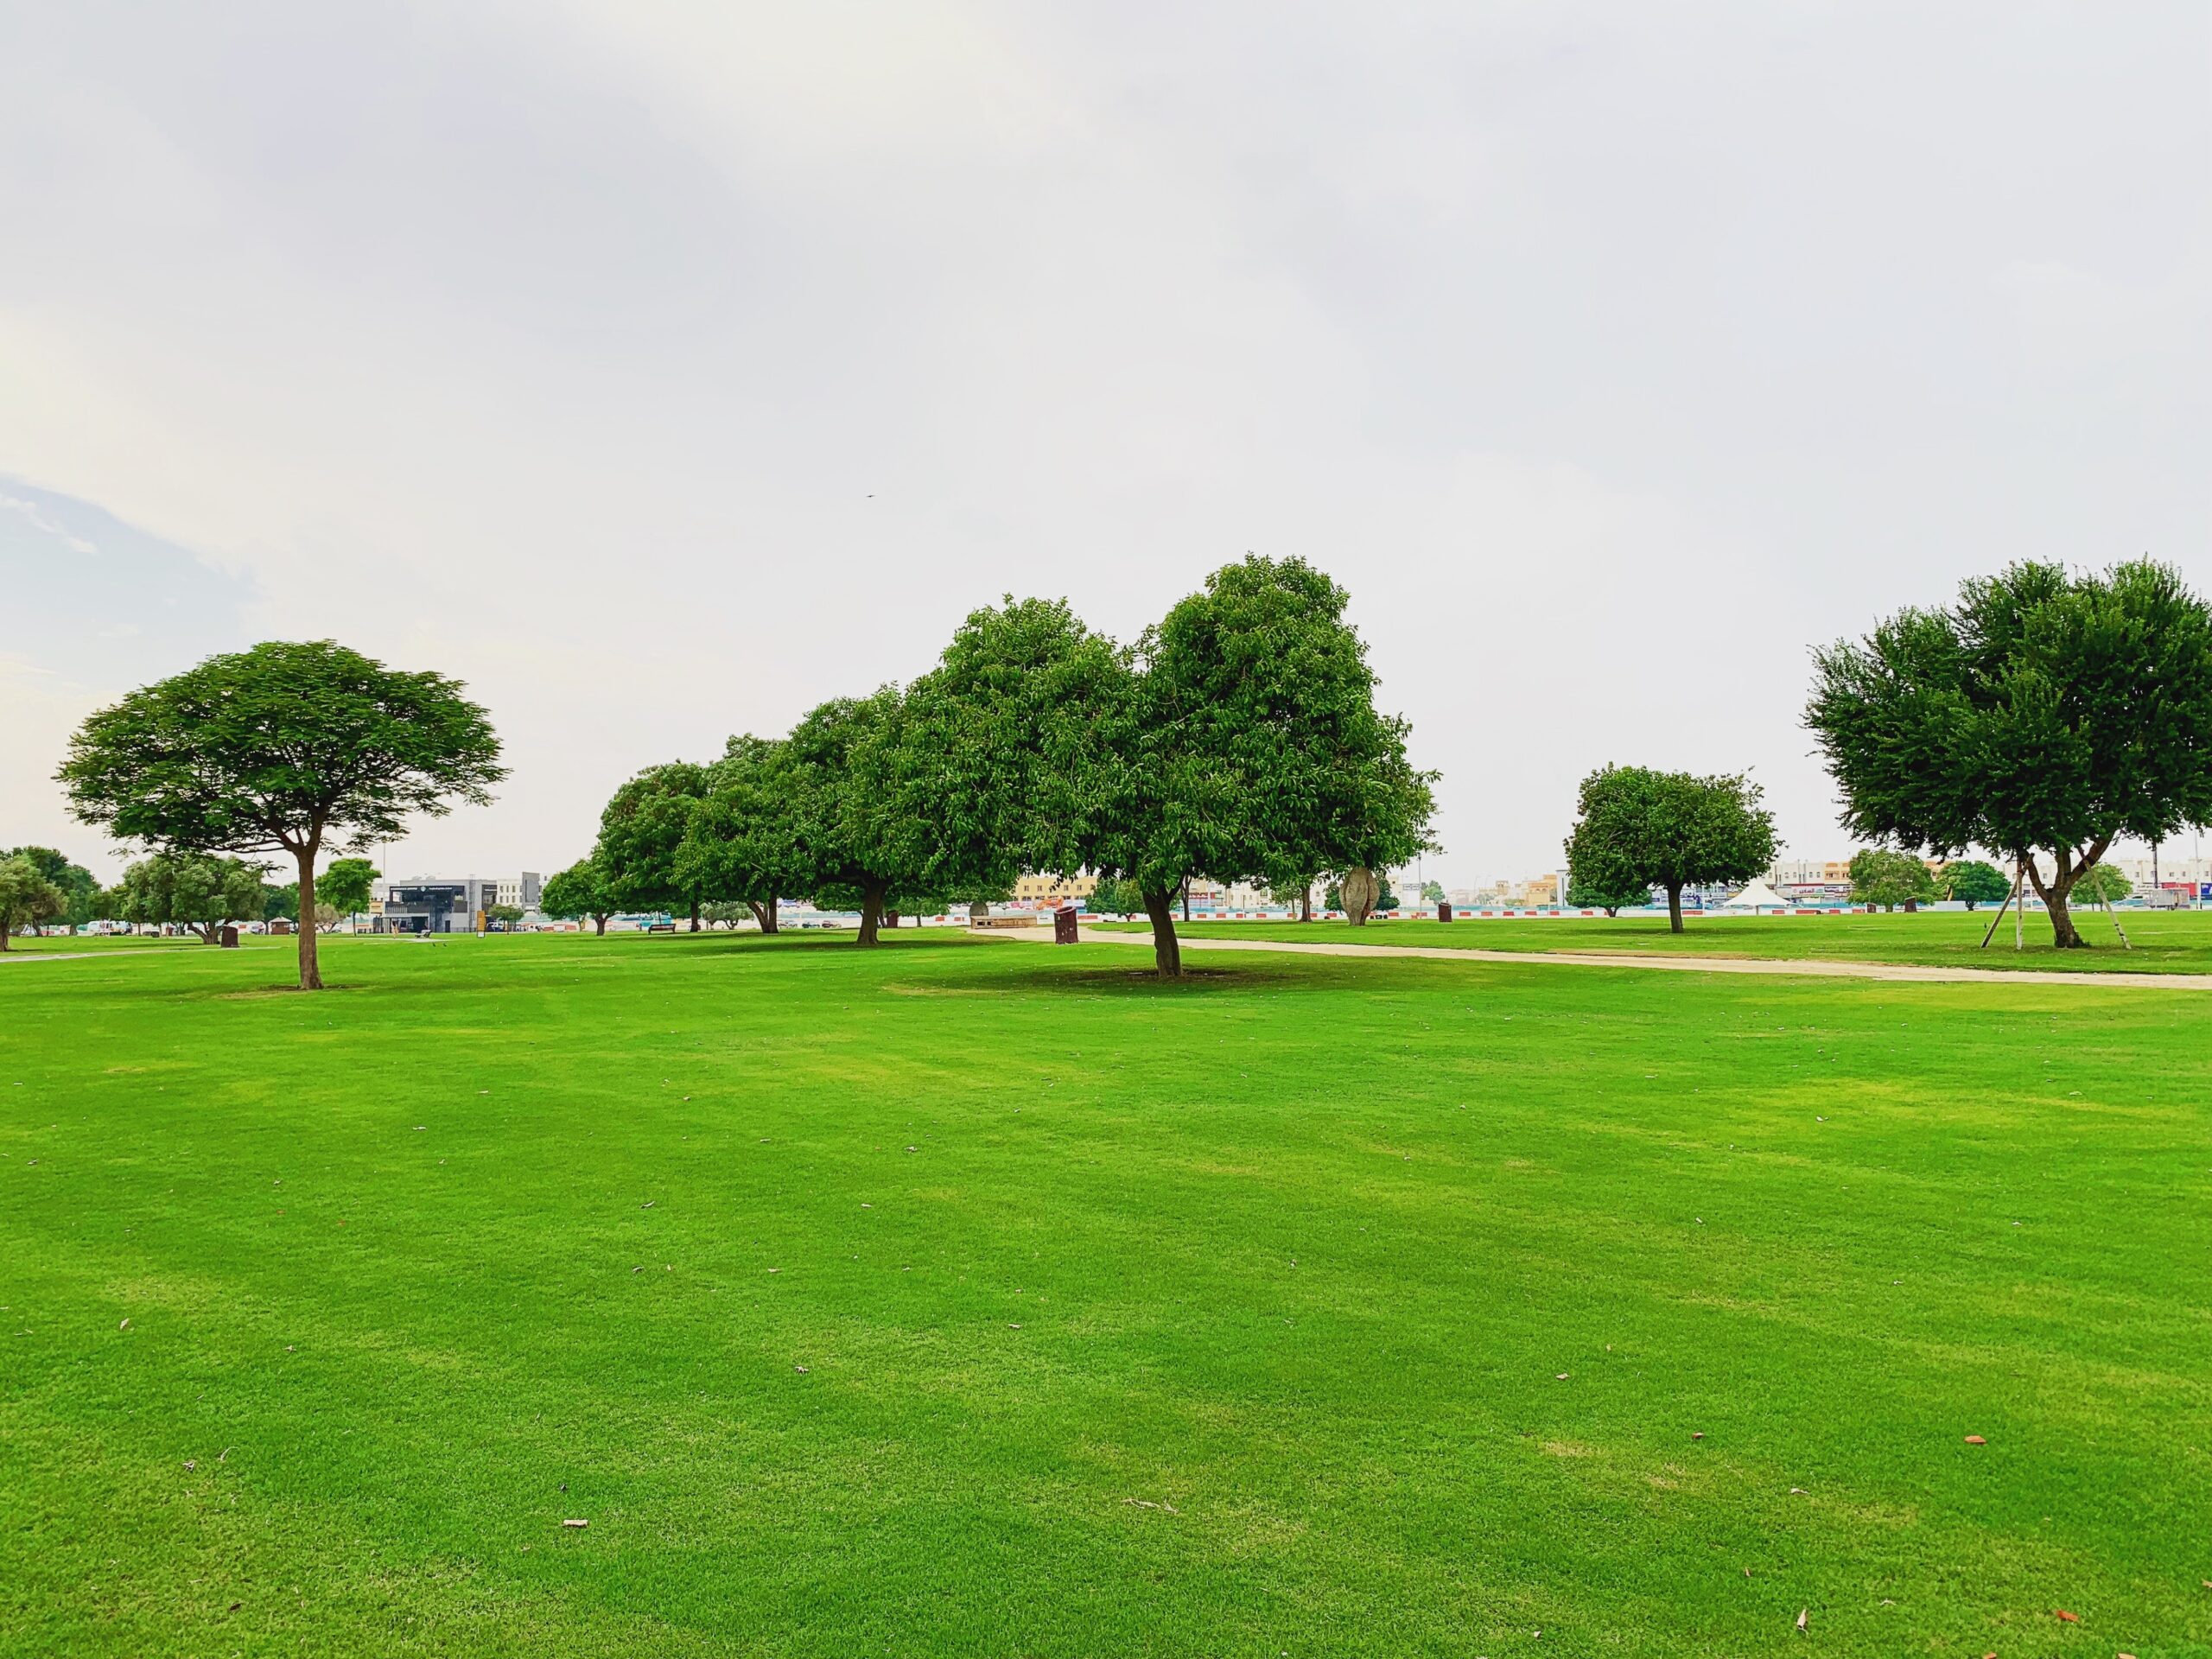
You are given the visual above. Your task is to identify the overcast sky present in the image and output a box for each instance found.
[3,2,2207,887]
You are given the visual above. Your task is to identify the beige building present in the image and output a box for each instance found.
[1012,873,1097,904]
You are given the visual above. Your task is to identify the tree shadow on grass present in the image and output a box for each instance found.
[632,931,996,959]
[922,963,1263,999]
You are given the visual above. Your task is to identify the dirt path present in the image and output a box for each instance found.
[974,925,2212,990]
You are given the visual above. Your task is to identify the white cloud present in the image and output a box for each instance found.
[1,1,2206,882]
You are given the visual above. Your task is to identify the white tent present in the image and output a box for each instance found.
[1722,879,1792,911]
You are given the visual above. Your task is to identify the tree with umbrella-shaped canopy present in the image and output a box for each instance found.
[58,640,504,989]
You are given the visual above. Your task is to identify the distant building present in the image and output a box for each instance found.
[1013,873,1096,905]
[495,874,543,911]
[377,873,540,934]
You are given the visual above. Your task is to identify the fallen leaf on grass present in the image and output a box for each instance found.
[118,1319,129,1331]
[562,1518,588,1529]
[1964,1434,1986,1445]
[794,1364,809,1373]
[2055,1609,2078,1622]
[182,1460,196,1470]
[1796,1609,1808,1632]
[1691,1432,1704,1441]
[1555,1373,1568,1381]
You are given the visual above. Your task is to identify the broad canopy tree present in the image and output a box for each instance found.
[59,640,504,988]
[595,762,713,931]
[781,690,917,947]
[1808,561,2212,948]
[115,852,268,943]
[677,736,812,935]
[1077,558,1433,973]
[1563,765,1777,933]
[887,562,1436,975]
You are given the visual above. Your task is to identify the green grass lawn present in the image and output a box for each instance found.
[3,932,219,953]
[1096,906,2212,973]
[3,931,2206,1656]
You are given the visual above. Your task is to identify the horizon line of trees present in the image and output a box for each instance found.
[548,555,1438,976]
[46,556,2212,978]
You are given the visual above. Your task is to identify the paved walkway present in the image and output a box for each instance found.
[974,925,2212,991]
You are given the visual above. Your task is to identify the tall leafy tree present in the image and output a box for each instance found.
[676,736,810,935]
[1942,860,2012,910]
[879,596,1132,917]
[116,853,268,944]
[1808,561,2212,948]
[2,848,99,931]
[58,640,504,988]
[0,856,67,950]
[783,691,919,946]
[595,761,712,931]
[316,857,380,922]
[541,859,619,936]
[1077,558,1434,973]
[1562,765,1777,933]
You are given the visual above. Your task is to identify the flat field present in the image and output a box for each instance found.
[1099,906,2212,974]
[3,932,2206,1656]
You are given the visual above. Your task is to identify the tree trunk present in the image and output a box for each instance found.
[689,897,701,932]
[856,879,889,946]
[747,899,779,934]
[1300,885,1313,923]
[1142,885,1183,977]
[295,843,323,989]
[1180,879,1191,924]
[1666,882,1685,933]
[2025,841,2106,949]
[0,921,10,951]
[594,913,608,936]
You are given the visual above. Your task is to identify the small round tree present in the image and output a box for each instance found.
[59,640,504,988]
[1847,849,1939,912]
[1943,860,2012,911]
[1808,561,2212,948]
[541,859,619,936]
[1562,765,1777,933]
[0,857,66,951]
[315,857,381,928]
